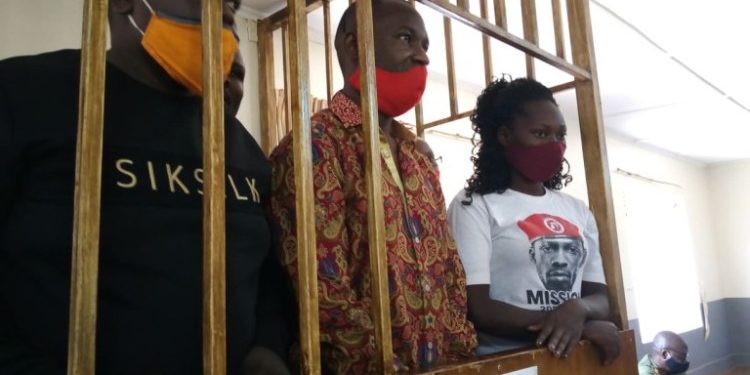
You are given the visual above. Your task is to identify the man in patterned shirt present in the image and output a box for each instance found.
[269,0,477,373]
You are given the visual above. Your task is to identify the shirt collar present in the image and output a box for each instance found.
[329,91,416,142]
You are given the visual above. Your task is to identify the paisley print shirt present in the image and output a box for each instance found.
[269,92,476,374]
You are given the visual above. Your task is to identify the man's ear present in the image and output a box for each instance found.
[110,0,135,15]
[497,126,512,147]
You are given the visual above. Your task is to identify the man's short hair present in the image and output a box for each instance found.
[333,0,413,66]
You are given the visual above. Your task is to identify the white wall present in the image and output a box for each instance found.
[707,160,750,299]
[0,0,86,60]
[0,0,262,139]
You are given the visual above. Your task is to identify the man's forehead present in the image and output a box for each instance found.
[373,2,424,26]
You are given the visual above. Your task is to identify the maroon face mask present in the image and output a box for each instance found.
[504,142,566,182]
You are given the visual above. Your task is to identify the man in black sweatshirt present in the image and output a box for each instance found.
[0,0,293,374]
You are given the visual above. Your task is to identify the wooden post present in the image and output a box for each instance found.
[200,0,228,374]
[282,25,292,135]
[67,0,108,373]
[493,0,507,29]
[288,0,322,371]
[355,0,394,372]
[551,0,566,59]
[415,102,425,137]
[566,0,628,329]
[444,17,459,116]
[258,20,278,155]
[521,0,538,79]
[323,0,334,103]
[480,0,493,84]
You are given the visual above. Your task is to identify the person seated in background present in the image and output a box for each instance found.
[448,77,621,365]
[638,331,689,375]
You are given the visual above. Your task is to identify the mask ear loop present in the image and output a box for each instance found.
[127,0,155,36]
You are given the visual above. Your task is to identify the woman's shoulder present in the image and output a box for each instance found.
[547,189,593,216]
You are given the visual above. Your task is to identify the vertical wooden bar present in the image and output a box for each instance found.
[443,18,459,116]
[323,0,335,102]
[282,25,293,135]
[551,0,566,59]
[201,0,227,374]
[415,102,425,137]
[566,0,628,330]
[479,0,493,84]
[457,0,469,11]
[67,0,107,373]
[355,0,394,372]
[521,0,538,79]
[493,0,507,29]
[288,0,322,371]
[409,0,425,136]
[258,20,278,155]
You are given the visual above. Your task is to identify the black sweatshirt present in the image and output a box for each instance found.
[0,50,293,375]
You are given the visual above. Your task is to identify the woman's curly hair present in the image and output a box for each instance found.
[463,76,572,205]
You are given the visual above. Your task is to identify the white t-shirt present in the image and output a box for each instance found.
[448,188,606,354]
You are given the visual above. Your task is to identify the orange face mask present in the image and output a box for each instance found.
[128,0,238,95]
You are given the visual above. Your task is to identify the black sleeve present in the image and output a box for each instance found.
[0,65,65,375]
[253,243,297,362]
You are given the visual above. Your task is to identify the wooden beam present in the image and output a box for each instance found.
[417,330,638,375]
[67,0,108,373]
[422,110,474,130]
[493,0,507,29]
[258,20,278,155]
[355,0,394,372]
[416,0,591,79]
[282,25,292,135]
[566,0,628,330]
[265,0,323,30]
[288,0,322,370]
[550,80,576,93]
[444,17,459,116]
[480,0,493,84]
[200,0,228,374]
[521,0,538,79]
[323,0,334,102]
[551,0,566,59]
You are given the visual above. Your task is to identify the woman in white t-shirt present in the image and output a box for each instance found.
[448,77,620,364]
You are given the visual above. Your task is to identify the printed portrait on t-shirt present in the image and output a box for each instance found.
[518,214,587,292]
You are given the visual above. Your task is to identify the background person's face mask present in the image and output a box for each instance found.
[128,0,238,95]
[663,351,690,374]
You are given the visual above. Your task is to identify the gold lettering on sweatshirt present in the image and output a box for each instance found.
[146,161,158,191]
[115,159,137,188]
[228,175,248,201]
[166,163,189,194]
[194,168,203,195]
[245,177,260,203]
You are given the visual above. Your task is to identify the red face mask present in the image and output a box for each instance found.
[504,142,566,183]
[348,65,427,117]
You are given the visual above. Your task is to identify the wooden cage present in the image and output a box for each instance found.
[66,0,637,373]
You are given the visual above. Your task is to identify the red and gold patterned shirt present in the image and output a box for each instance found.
[269,92,477,374]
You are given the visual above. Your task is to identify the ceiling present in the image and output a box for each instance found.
[241,0,750,164]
